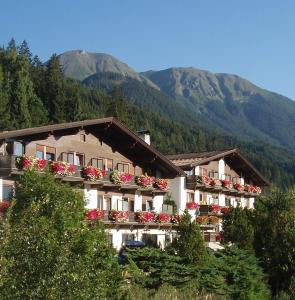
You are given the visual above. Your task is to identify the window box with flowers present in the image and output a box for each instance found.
[0,200,10,216]
[171,214,182,224]
[110,170,134,185]
[135,175,155,189]
[86,209,105,220]
[82,166,106,181]
[208,215,220,225]
[154,178,169,190]
[156,212,171,223]
[210,179,222,187]
[221,179,233,189]
[16,156,47,171]
[186,202,200,210]
[196,216,209,225]
[254,186,262,194]
[51,161,75,176]
[109,210,129,222]
[209,204,221,214]
[135,211,155,223]
[233,183,244,191]
[197,175,212,186]
[221,207,230,214]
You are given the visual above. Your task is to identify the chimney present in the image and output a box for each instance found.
[137,129,151,145]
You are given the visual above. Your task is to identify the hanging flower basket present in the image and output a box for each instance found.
[109,210,129,222]
[156,213,171,223]
[186,202,200,210]
[110,170,133,185]
[86,209,105,220]
[135,211,155,223]
[135,175,155,188]
[51,161,75,176]
[16,156,47,171]
[221,179,233,189]
[233,183,244,191]
[154,178,169,190]
[82,166,106,181]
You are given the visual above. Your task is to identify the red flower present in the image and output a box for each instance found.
[86,209,105,220]
[36,159,47,171]
[186,202,200,210]
[135,211,155,223]
[157,213,171,223]
[154,179,169,190]
[0,200,10,212]
[221,207,230,214]
[210,204,221,214]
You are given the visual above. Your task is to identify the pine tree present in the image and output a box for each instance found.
[44,54,66,122]
[175,210,208,265]
[18,40,32,62]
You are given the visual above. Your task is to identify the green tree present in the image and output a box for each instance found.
[254,189,295,294]
[0,171,122,299]
[175,209,208,265]
[221,206,255,251]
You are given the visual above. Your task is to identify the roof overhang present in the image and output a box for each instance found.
[0,117,185,178]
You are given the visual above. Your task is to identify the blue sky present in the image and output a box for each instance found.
[1,0,295,99]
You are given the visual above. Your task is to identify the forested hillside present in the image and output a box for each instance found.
[1,40,295,188]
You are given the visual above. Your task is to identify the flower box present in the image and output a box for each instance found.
[210,179,222,187]
[154,178,169,190]
[208,215,220,225]
[156,213,171,223]
[86,209,105,220]
[51,161,75,176]
[196,216,209,225]
[110,171,133,185]
[82,166,106,181]
[233,183,244,191]
[200,175,212,185]
[221,207,230,214]
[221,179,233,189]
[209,204,221,214]
[135,175,155,188]
[253,186,262,194]
[186,202,200,210]
[109,210,129,222]
[16,156,47,171]
[135,211,155,223]
[171,214,182,224]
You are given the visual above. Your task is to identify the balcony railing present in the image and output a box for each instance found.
[0,155,168,193]
[186,175,261,196]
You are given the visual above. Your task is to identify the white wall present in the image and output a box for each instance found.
[169,176,186,214]
[84,185,98,209]
[153,195,164,212]
[134,192,142,211]
[218,159,225,178]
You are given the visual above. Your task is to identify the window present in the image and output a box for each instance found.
[185,169,194,176]
[106,159,113,171]
[232,177,240,184]
[3,185,13,201]
[129,200,134,212]
[186,192,194,203]
[142,234,158,248]
[80,134,86,142]
[97,195,104,210]
[222,174,231,180]
[209,171,219,179]
[122,234,135,244]
[104,197,111,210]
[75,153,84,166]
[46,146,55,161]
[199,167,207,176]
[142,199,153,211]
[14,142,24,156]
[91,158,105,169]
[117,163,129,173]
[37,145,56,161]
[67,153,74,164]
[225,198,231,207]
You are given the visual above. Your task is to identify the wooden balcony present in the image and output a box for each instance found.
[0,155,168,195]
[186,175,259,197]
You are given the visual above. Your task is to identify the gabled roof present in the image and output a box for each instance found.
[167,149,270,186]
[0,117,184,178]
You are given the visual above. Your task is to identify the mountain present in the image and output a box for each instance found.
[142,68,295,151]
[58,50,158,89]
[58,50,295,153]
